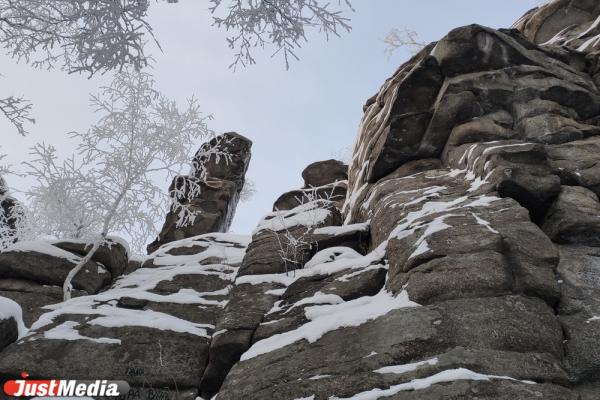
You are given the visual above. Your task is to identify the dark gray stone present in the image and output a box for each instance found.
[51,238,128,278]
[0,316,17,352]
[0,248,111,294]
[302,159,348,188]
[0,279,85,326]
[273,182,347,212]
[547,136,600,196]
[542,185,600,246]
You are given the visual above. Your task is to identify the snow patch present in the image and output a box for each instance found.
[313,222,369,236]
[31,297,212,338]
[309,375,331,380]
[255,201,333,235]
[0,296,28,337]
[374,357,439,375]
[44,321,121,344]
[330,368,535,400]
[3,241,80,263]
[241,290,418,361]
[283,292,344,315]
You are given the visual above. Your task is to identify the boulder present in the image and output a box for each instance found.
[0,242,111,294]
[148,177,240,254]
[273,182,347,212]
[542,185,600,245]
[200,329,254,399]
[51,238,128,278]
[302,159,348,188]
[346,22,600,225]
[124,258,142,275]
[191,132,252,187]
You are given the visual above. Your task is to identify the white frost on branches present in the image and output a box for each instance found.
[24,144,104,241]
[0,0,353,74]
[0,1,353,134]
[0,0,155,75]
[209,0,354,69]
[23,70,216,300]
[0,94,34,136]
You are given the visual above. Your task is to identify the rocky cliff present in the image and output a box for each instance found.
[1,1,600,399]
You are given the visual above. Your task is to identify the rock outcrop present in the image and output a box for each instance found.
[2,2,600,399]
[217,2,600,399]
[273,159,349,212]
[147,132,252,254]
[0,233,247,399]
[0,239,127,326]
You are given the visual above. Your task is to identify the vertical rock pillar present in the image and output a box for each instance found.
[147,132,252,254]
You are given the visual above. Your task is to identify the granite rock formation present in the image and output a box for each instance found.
[0,239,127,326]
[147,132,252,254]
[1,1,600,399]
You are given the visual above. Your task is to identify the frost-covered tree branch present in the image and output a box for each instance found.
[209,0,353,69]
[0,0,156,75]
[383,28,426,57]
[0,94,34,136]
[23,143,104,241]
[1,0,353,74]
[23,70,217,300]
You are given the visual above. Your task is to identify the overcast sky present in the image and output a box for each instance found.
[1,0,540,238]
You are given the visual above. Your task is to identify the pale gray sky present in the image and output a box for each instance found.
[1,0,540,237]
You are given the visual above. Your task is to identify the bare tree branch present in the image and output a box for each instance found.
[383,28,426,58]
[209,0,353,70]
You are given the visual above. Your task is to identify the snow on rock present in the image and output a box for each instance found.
[12,233,252,345]
[31,298,212,338]
[254,200,336,235]
[43,321,121,344]
[0,296,27,337]
[304,247,363,269]
[148,233,250,267]
[3,240,81,263]
[313,222,369,236]
[374,357,439,375]
[282,292,344,315]
[241,290,418,360]
[330,368,535,400]
[236,244,387,289]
